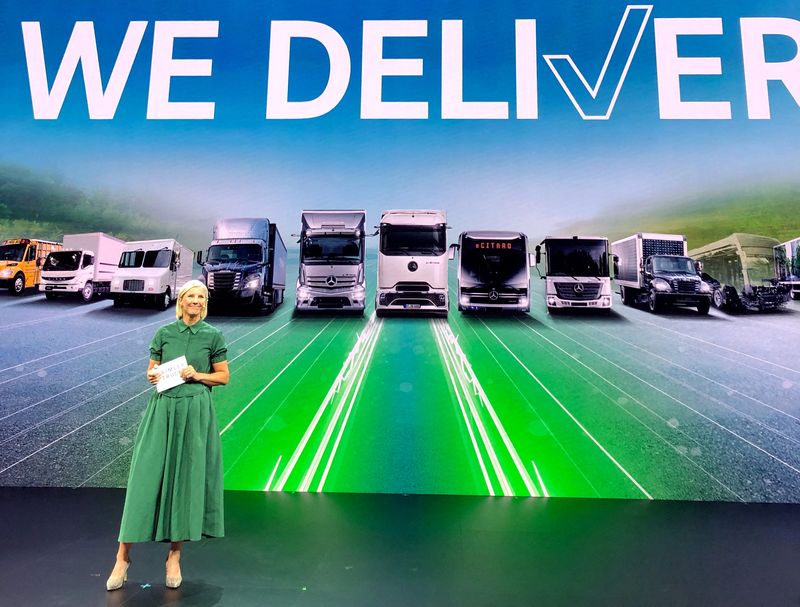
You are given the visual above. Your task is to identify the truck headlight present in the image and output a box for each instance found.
[460,295,469,306]
[519,296,529,307]
[0,269,11,277]
[297,286,311,299]
[699,281,712,293]
[244,274,261,290]
[112,279,121,288]
[652,278,671,292]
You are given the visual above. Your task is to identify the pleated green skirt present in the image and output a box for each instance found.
[118,388,224,542]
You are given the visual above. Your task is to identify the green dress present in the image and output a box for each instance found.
[118,319,227,542]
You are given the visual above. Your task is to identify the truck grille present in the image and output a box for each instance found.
[555,282,601,300]
[123,279,145,292]
[307,274,357,288]
[670,279,699,294]
[46,275,74,282]
[208,271,240,291]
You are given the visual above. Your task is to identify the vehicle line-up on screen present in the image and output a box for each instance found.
[111,239,193,310]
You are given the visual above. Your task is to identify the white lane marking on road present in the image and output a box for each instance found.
[435,318,537,497]
[315,319,383,492]
[459,320,603,497]
[634,316,800,376]
[519,319,800,477]
[219,319,334,435]
[581,322,800,424]
[0,317,165,374]
[433,319,495,496]
[274,314,381,492]
[222,322,347,478]
[0,387,151,476]
[480,319,654,500]
[531,460,549,498]
[0,301,110,329]
[0,357,145,423]
[511,320,744,501]
[264,456,282,492]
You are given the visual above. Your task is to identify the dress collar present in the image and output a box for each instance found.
[178,319,202,334]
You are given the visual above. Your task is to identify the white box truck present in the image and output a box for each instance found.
[111,239,194,310]
[197,218,287,313]
[40,232,126,302]
[295,210,366,313]
[612,232,712,314]
[375,209,448,316]
[535,236,614,312]
[451,231,533,312]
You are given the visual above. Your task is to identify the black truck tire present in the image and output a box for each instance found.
[712,289,725,309]
[697,299,711,315]
[10,273,25,295]
[81,281,94,302]
[158,288,172,311]
[648,289,663,313]
[620,286,632,306]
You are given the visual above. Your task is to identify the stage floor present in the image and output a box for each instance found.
[0,487,798,606]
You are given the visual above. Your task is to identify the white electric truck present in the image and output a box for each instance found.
[452,231,532,312]
[111,239,194,309]
[40,232,126,302]
[375,209,448,316]
[535,236,614,312]
[295,210,366,313]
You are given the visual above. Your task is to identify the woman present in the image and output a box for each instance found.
[106,280,229,590]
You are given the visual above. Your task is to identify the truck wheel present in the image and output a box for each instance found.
[648,290,663,313]
[112,296,122,307]
[712,289,725,309]
[376,308,385,318]
[45,292,57,300]
[620,286,630,306]
[10,274,25,295]
[159,288,172,310]
[697,300,711,315]
[793,291,800,301]
[81,282,94,303]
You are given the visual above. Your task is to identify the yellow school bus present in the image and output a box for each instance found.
[0,238,63,295]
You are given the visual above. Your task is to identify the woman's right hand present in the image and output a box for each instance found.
[147,365,161,384]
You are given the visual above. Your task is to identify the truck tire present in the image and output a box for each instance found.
[10,273,25,295]
[158,288,172,311]
[45,292,57,300]
[697,299,711,315]
[620,286,631,306]
[376,308,385,318]
[112,295,123,307]
[792,291,800,301]
[648,289,663,313]
[81,282,94,303]
[712,289,725,310]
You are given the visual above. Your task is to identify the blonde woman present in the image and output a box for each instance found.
[106,279,229,590]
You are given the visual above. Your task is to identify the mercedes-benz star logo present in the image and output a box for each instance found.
[488,290,499,301]
[326,275,337,286]
[573,283,585,293]
[407,261,418,272]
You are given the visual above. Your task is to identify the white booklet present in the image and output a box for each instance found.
[155,356,188,393]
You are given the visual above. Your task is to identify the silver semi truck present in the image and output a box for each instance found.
[295,210,366,313]
[612,232,712,314]
[452,231,532,312]
[197,218,287,313]
[535,236,614,312]
[375,209,448,316]
[111,239,194,310]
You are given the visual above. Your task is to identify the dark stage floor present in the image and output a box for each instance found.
[0,488,798,606]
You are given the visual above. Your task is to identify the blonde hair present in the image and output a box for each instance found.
[176,279,209,320]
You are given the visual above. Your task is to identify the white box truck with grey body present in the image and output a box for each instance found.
[111,239,194,309]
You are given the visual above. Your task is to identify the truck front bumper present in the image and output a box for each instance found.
[376,289,447,314]
[546,295,612,309]
[295,286,365,311]
[40,282,82,293]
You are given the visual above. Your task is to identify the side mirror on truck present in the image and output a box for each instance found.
[613,254,619,279]
[534,245,541,266]
[695,261,703,273]
[447,243,459,260]
[195,250,204,265]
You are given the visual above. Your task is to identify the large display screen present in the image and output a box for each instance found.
[1,1,799,502]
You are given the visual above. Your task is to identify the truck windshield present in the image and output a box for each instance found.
[380,225,446,256]
[546,239,608,277]
[0,244,26,262]
[461,237,528,287]
[652,256,696,274]
[45,251,82,271]
[119,250,144,268]
[207,244,263,264]
[302,235,361,263]
[144,249,172,268]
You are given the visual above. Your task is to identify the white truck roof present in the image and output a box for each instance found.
[122,239,180,251]
[302,210,365,232]
[380,209,446,226]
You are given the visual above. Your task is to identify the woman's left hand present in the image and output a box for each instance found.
[180,365,198,381]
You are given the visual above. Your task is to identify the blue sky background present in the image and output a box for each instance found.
[1,0,799,239]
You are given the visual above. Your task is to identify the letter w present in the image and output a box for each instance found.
[22,21,146,119]
[543,5,652,120]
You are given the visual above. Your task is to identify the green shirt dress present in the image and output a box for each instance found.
[118,319,227,542]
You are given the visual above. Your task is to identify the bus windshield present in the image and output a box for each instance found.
[461,237,528,287]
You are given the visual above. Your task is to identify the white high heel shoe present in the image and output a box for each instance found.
[106,560,130,591]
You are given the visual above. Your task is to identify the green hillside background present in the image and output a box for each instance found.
[561,186,800,248]
[0,164,207,248]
